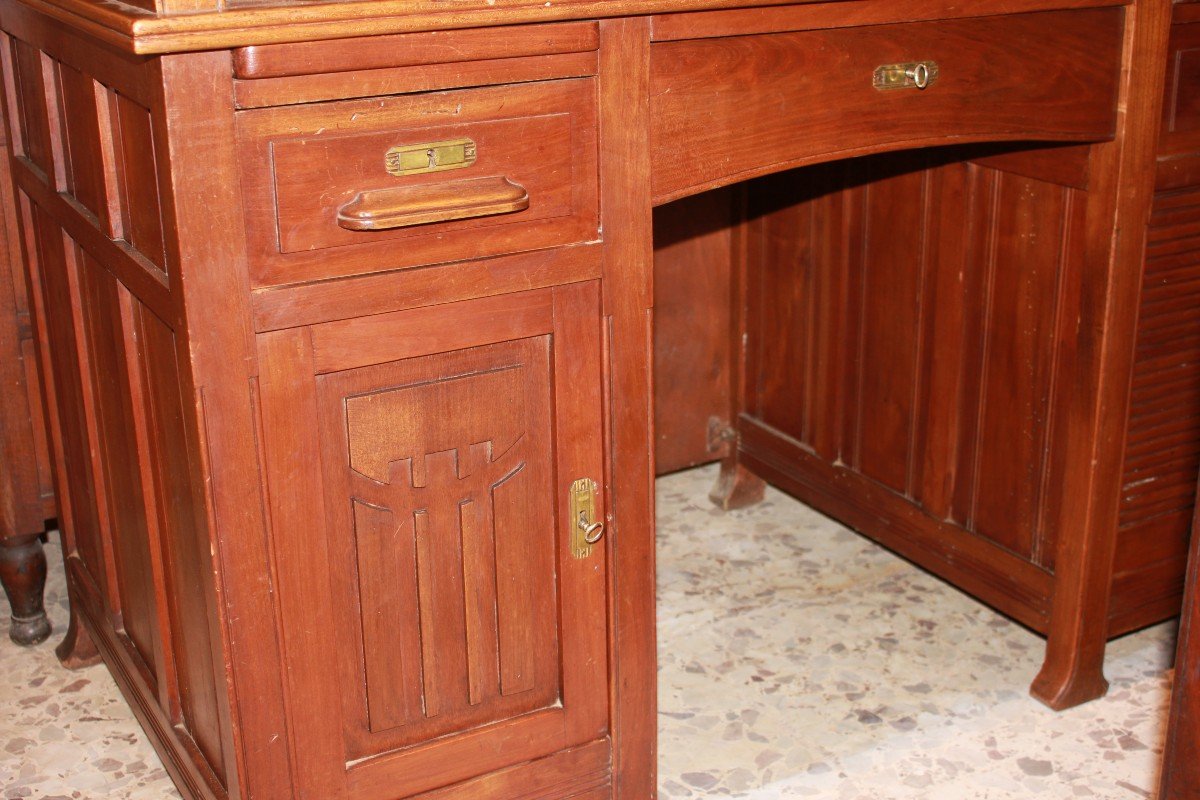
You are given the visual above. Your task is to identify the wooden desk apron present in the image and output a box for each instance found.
[0,0,1174,797]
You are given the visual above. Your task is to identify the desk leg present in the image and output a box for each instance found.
[0,531,49,645]
[709,458,765,510]
[1030,0,1172,710]
[709,186,766,512]
[601,18,659,800]
[54,577,100,669]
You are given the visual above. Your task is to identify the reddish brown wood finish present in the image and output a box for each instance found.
[599,16,658,800]
[704,0,1175,710]
[0,0,1180,799]
[649,8,1125,204]
[0,8,619,799]
[231,21,599,78]
[236,79,598,287]
[726,153,1066,630]
[256,284,609,800]
[232,51,599,109]
[0,106,54,645]
[652,189,735,474]
[0,30,275,800]
[1161,481,1200,798]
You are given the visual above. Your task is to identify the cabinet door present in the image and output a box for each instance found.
[256,282,610,800]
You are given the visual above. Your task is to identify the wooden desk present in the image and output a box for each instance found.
[0,0,1175,797]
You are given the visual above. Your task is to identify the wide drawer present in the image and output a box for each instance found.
[650,7,1124,203]
[237,79,597,287]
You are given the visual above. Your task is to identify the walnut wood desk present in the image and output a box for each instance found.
[0,0,1176,797]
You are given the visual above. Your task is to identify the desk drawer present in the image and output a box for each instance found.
[650,7,1124,202]
[237,79,597,287]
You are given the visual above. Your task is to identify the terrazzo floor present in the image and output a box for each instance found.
[1,464,1178,799]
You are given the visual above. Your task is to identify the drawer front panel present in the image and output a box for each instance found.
[237,79,597,287]
[650,8,1124,202]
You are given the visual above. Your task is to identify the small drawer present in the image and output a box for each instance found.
[650,7,1124,202]
[237,79,597,287]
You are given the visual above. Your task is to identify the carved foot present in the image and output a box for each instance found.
[55,600,101,669]
[709,460,766,511]
[1029,652,1109,710]
[0,533,51,646]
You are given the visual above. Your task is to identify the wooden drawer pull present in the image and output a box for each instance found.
[337,176,529,231]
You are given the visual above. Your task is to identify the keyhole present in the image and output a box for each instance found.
[426,148,437,168]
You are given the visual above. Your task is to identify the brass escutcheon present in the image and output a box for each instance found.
[873,61,939,91]
[384,138,477,177]
[569,478,604,559]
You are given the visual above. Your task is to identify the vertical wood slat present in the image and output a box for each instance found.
[115,283,181,720]
[492,451,542,700]
[13,193,79,576]
[750,171,815,446]
[92,82,124,240]
[74,246,167,695]
[10,39,51,178]
[651,190,735,474]
[43,215,128,621]
[913,161,971,520]
[549,280,609,745]
[854,163,928,494]
[352,499,427,727]
[413,487,449,719]
[53,60,103,220]
[256,326,344,799]
[952,163,998,525]
[38,51,64,190]
[460,447,503,706]
[459,452,500,706]
[113,94,166,273]
[133,299,227,774]
[1030,184,1088,572]
[598,18,657,800]
[807,171,851,462]
[968,173,1069,559]
[841,176,868,468]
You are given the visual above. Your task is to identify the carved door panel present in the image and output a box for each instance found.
[256,283,610,800]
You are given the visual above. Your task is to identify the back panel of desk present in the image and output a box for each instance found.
[729,144,1189,636]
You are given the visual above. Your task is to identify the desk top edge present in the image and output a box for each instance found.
[0,0,1136,56]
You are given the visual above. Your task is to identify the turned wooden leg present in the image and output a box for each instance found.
[0,532,51,645]
[55,582,100,669]
[709,456,766,510]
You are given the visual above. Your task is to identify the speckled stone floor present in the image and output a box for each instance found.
[1,464,1177,799]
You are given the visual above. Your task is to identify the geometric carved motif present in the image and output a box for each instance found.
[337,340,560,744]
